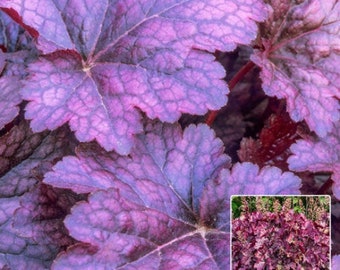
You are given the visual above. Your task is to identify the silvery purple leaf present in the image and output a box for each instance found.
[47,122,230,269]
[1,0,268,154]
[46,121,301,269]
[252,0,340,137]
[288,125,340,199]
[0,11,37,129]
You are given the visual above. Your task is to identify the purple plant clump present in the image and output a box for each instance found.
[232,210,330,269]
[0,0,339,269]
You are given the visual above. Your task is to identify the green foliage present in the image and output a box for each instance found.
[231,196,242,219]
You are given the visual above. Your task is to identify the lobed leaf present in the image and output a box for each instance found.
[288,125,340,199]
[1,0,268,54]
[47,122,230,269]
[252,0,340,137]
[0,11,37,129]
[45,121,301,268]
[1,0,268,154]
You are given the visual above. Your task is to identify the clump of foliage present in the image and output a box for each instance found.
[232,202,330,269]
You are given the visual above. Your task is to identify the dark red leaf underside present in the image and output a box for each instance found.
[238,112,301,170]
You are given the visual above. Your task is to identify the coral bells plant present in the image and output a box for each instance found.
[0,0,339,269]
[232,209,330,269]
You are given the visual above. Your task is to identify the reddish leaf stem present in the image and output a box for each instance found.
[317,177,334,194]
[205,60,255,126]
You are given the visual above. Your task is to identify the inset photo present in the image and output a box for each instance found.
[231,195,331,270]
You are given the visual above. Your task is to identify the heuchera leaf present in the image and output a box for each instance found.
[1,0,268,154]
[46,122,231,269]
[0,121,78,269]
[251,0,340,137]
[288,125,340,199]
[0,10,37,129]
[0,0,268,53]
[44,121,301,269]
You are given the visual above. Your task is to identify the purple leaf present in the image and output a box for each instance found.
[1,0,267,54]
[0,10,37,129]
[1,0,268,154]
[288,126,340,199]
[45,121,302,268]
[46,122,230,269]
[0,121,78,269]
[0,1,72,53]
[251,0,340,137]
